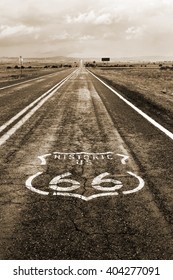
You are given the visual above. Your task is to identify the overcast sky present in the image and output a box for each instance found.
[0,0,173,58]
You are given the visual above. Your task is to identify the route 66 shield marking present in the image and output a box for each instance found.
[25,171,145,201]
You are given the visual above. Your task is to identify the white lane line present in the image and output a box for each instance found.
[87,69,173,141]
[0,70,78,146]
[0,70,77,134]
[0,69,77,134]
[0,70,69,90]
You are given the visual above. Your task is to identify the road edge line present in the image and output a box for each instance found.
[87,69,173,141]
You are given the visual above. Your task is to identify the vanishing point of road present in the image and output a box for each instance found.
[0,67,173,259]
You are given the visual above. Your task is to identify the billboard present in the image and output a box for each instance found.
[101,57,110,61]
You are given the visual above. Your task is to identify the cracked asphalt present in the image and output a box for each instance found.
[0,67,173,259]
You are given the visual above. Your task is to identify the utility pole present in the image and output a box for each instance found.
[19,56,23,78]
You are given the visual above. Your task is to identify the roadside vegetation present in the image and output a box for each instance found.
[0,58,78,87]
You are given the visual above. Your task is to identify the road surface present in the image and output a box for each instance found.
[0,67,173,259]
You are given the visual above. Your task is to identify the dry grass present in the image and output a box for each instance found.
[91,67,173,117]
[0,67,54,85]
[0,58,75,87]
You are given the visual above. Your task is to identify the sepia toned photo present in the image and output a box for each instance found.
[0,0,173,263]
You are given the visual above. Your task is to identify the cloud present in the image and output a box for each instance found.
[0,0,173,57]
[66,10,112,25]
[79,35,95,41]
[49,32,95,42]
[0,24,40,38]
[95,13,112,25]
[126,25,146,40]
[50,32,72,41]
[66,11,94,24]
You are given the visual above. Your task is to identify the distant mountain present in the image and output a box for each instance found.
[1,55,173,64]
[83,56,173,63]
[25,56,79,62]
[112,56,173,62]
[0,56,79,63]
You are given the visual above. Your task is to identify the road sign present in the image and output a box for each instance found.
[19,56,23,65]
[101,58,110,61]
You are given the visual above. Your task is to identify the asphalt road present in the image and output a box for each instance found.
[0,67,173,260]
